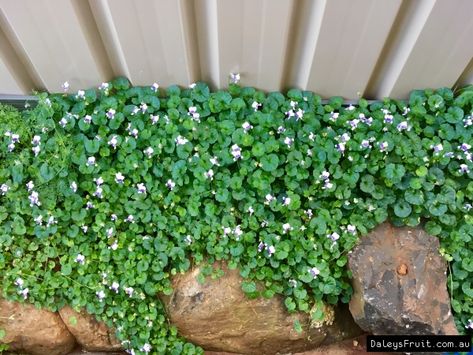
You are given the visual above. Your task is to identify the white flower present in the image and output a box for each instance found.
[347,225,356,234]
[234,225,243,240]
[284,137,294,147]
[75,254,85,264]
[87,156,96,166]
[110,241,118,250]
[330,112,339,121]
[46,216,57,227]
[31,135,41,145]
[125,215,134,223]
[26,181,34,191]
[140,102,148,113]
[283,197,291,206]
[106,227,114,238]
[323,181,333,190]
[108,135,118,149]
[86,201,94,209]
[229,73,240,84]
[252,101,261,111]
[305,209,313,218]
[141,343,151,353]
[397,121,409,131]
[62,81,70,91]
[111,214,117,221]
[137,183,147,194]
[96,290,106,301]
[309,267,320,278]
[242,122,253,132]
[295,108,304,120]
[106,108,116,120]
[94,186,103,198]
[205,169,214,180]
[265,194,274,203]
[320,171,330,180]
[32,146,41,156]
[248,206,254,215]
[231,144,242,160]
[346,104,355,111]
[15,277,24,287]
[466,319,473,329]
[150,114,159,124]
[340,133,351,142]
[144,147,154,158]
[110,282,119,293]
[124,287,134,297]
[288,279,297,287]
[282,223,292,234]
[166,179,176,190]
[129,128,138,139]
[189,83,196,89]
[151,82,159,92]
[267,245,276,256]
[459,164,470,174]
[210,156,220,166]
[76,90,85,99]
[28,191,41,207]
[175,135,189,145]
[81,225,88,233]
[59,117,68,127]
[94,177,104,186]
[379,141,388,152]
[328,232,340,242]
[277,126,286,134]
[84,115,92,124]
[309,132,315,141]
[223,227,232,236]
[432,143,443,153]
[34,215,43,225]
[7,143,15,152]
[99,82,109,91]
[115,172,125,184]
[1,183,9,195]
[20,288,29,299]
[70,181,78,192]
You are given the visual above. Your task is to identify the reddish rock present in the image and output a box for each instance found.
[348,222,458,336]
[0,298,76,355]
[59,306,122,352]
[160,262,362,355]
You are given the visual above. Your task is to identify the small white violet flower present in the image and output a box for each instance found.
[166,179,176,190]
[137,183,147,194]
[75,254,85,264]
[144,147,154,158]
[26,181,34,191]
[242,122,253,132]
[124,287,134,297]
[87,156,96,166]
[110,282,119,293]
[115,172,125,184]
[1,183,9,195]
[59,117,68,127]
[229,73,240,84]
[96,290,106,302]
[151,82,159,92]
[309,267,320,278]
[70,181,78,192]
[61,81,70,91]
[106,108,116,120]
[175,135,189,145]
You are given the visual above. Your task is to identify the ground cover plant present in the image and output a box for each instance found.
[0,79,472,354]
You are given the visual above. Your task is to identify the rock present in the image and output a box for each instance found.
[59,306,122,352]
[348,222,458,336]
[160,262,362,355]
[0,298,76,355]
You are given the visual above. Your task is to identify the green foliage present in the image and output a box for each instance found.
[1,83,473,354]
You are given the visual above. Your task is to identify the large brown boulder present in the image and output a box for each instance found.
[160,262,362,354]
[348,222,458,336]
[59,306,122,352]
[0,298,76,355]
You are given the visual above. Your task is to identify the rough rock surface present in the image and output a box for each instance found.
[0,298,76,355]
[59,306,122,352]
[348,222,458,336]
[160,262,362,355]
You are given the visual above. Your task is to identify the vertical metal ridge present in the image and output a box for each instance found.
[454,57,473,92]
[179,0,201,84]
[364,0,436,98]
[88,0,130,80]
[0,8,44,93]
[194,0,219,89]
[71,0,114,82]
[283,0,326,91]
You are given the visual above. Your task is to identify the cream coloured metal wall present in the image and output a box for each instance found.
[0,0,472,99]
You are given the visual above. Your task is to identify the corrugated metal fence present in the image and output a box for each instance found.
[0,0,472,99]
